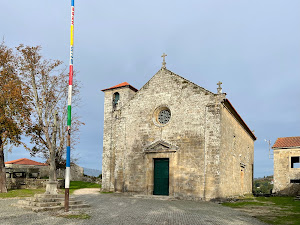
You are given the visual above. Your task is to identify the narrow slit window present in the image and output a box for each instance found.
[113,92,120,108]
[291,156,300,168]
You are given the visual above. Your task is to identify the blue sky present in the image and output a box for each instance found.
[1,0,300,177]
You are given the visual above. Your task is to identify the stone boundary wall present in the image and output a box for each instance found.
[6,178,64,190]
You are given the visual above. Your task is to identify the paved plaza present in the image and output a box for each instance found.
[0,193,266,225]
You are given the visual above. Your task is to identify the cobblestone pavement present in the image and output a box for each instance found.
[0,194,267,225]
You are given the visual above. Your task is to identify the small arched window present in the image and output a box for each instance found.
[113,92,120,108]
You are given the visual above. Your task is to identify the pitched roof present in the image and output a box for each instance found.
[101,82,138,92]
[5,158,47,166]
[164,68,215,95]
[222,99,256,141]
[100,68,256,141]
[164,69,256,140]
[272,136,300,148]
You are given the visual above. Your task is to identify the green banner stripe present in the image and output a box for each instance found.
[67,105,72,126]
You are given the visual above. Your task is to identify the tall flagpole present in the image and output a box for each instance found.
[65,0,74,212]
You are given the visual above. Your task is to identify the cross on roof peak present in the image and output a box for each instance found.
[217,81,223,94]
[161,53,167,69]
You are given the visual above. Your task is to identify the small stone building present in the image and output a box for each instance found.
[5,158,48,179]
[5,158,48,189]
[272,136,300,195]
[5,158,85,189]
[101,62,256,200]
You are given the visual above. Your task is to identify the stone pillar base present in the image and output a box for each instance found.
[45,181,58,194]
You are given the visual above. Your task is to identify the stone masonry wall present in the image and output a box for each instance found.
[218,104,254,198]
[122,69,221,200]
[203,103,222,200]
[102,86,137,191]
[103,69,218,199]
[102,68,255,200]
[273,148,300,195]
[6,164,84,181]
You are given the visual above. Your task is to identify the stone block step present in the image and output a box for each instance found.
[30,197,76,202]
[32,205,64,212]
[16,194,90,212]
[133,195,175,201]
[30,203,89,212]
[34,194,65,199]
[17,200,63,207]
[34,202,62,207]
[69,204,90,209]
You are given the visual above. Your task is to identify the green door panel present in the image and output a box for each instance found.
[153,158,169,195]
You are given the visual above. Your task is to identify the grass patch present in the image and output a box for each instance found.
[100,191,113,194]
[58,213,91,219]
[69,181,100,189]
[222,196,300,225]
[222,201,266,208]
[0,181,101,198]
[63,181,101,194]
[257,214,300,225]
[0,189,45,198]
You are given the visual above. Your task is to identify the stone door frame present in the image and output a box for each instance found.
[145,152,176,196]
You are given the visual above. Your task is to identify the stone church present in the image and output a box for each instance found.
[101,56,256,200]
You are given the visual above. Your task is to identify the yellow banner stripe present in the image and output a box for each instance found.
[70,25,74,46]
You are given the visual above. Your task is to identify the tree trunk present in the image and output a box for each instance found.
[0,137,7,193]
[49,112,58,182]
[49,147,57,182]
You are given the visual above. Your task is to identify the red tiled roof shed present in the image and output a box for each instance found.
[5,158,47,166]
[272,136,300,148]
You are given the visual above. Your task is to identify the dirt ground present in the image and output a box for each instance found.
[72,188,100,195]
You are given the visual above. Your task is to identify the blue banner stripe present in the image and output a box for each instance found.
[71,0,74,6]
[66,146,71,167]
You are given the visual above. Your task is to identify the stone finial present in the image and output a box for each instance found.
[161,53,167,69]
[217,81,222,94]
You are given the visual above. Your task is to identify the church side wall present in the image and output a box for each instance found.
[219,104,254,198]
[203,103,222,200]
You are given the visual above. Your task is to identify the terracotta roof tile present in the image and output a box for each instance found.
[101,82,138,92]
[272,136,300,148]
[5,158,47,166]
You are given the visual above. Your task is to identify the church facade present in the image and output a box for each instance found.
[101,63,256,200]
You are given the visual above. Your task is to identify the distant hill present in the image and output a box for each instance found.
[83,167,101,177]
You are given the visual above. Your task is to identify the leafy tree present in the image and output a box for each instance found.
[253,176,273,194]
[16,45,82,186]
[0,43,31,193]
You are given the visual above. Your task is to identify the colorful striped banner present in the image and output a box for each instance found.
[65,0,75,212]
